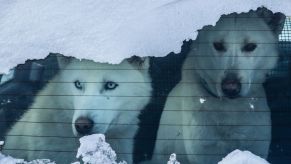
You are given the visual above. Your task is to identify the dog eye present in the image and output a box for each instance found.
[104,81,118,90]
[213,42,226,52]
[242,43,257,52]
[74,80,83,90]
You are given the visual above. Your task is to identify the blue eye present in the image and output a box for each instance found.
[104,81,118,90]
[74,80,83,90]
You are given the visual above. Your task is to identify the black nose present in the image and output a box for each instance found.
[75,117,94,135]
[221,74,241,99]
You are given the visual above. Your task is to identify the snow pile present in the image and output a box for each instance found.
[218,149,269,164]
[0,134,125,164]
[24,159,56,164]
[0,136,270,164]
[0,141,55,164]
[0,0,291,73]
[0,153,55,164]
[75,134,126,164]
[0,153,24,164]
[167,154,180,164]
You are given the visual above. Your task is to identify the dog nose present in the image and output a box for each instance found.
[75,117,94,135]
[221,74,241,99]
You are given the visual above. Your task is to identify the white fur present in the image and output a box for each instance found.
[145,11,284,164]
[4,57,152,164]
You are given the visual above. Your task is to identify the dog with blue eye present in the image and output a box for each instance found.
[4,55,152,164]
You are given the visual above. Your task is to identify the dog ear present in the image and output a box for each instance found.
[127,55,150,71]
[256,7,286,35]
[55,53,73,69]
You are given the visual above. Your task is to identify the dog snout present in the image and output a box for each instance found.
[75,117,94,135]
[221,74,241,99]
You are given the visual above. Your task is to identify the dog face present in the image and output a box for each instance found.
[55,56,152,136]
[191,9,285,98]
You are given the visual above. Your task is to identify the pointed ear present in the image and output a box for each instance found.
[127,55,150,71]
[256,7,286,35]
[54,53,73,69]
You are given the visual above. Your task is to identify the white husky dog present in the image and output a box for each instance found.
[4,56,152,164]
[144,8,285,164]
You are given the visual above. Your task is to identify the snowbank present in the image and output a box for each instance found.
[0,0,290,73]
[218,149,269,164]
[0,134,125,164]
[1,136,270,164]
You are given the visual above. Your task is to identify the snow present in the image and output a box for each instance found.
[0,134,125,164]
[167,154,180,164]
[0,0,290,73]
[25,159,56,164]
[71,162,81,164]
[75,134,126,164]
[218,149,269,164]
[249,103,254,110]
[0,153,55,164]
[1,136,270,164]
[0,153,24,164]
[0,141,56,164]
[199,98,206,104]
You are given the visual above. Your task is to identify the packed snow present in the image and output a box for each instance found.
[167,154,180,164]
[0,134,125,164]
[218,149,269,164]
[0,0,291,73]
[0,135,270,164]
[0,153,55,164]
[75,134,126,164]
[0,153,24,164]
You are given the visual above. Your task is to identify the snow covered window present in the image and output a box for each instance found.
[0,2,290,164]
